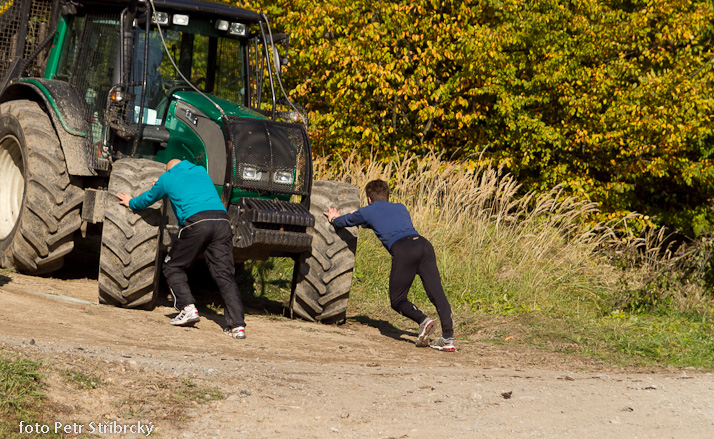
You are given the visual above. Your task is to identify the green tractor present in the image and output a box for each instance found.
[0,0,359,323]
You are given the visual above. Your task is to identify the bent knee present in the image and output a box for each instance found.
[390,299,409,311]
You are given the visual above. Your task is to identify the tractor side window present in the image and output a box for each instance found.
[55,16,85,81]
[59,14,120,167]
[213,37,245,104]
[132,31,165,111]
[69,15,120,101]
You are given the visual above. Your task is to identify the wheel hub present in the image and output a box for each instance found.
[0,135,24,240]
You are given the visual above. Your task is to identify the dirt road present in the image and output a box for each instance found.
[1,267,713,439]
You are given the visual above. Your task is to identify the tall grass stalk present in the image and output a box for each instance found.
[607,224,714,318]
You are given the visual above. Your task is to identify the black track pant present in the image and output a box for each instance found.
[389,235,454,338]
[163,210,246,329]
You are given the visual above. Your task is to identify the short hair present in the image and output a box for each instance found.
[365,179,389,202]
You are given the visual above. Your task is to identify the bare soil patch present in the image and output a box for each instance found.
[1,261,713,438]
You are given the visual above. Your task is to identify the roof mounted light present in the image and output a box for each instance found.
[152,12,169,26]
[229,22,247,36]
[173,14,189,26]
[215,20,229,31]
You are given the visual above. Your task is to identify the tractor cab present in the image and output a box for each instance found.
[46,0,299,175]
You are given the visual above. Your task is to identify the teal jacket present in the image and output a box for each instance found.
[129,160,226,225]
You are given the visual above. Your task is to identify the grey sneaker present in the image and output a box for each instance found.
[416,318,435,347]
[224,326,246,339]
[170,304,200,326]
[430,337,456,352]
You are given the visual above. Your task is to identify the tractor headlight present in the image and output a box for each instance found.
[152,12,169,26]
[242,166,262,181]
[173,14,189,26]
[229,22,247,36]
[215,20,229,31]
[273,171,294,185]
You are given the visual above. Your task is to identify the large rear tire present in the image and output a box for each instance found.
[98,158,164,309]
[0,100,83,274]
[291,180,360,323]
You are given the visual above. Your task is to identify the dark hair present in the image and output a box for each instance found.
[365,179,389,201]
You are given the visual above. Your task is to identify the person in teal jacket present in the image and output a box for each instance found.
[117,159,247,339]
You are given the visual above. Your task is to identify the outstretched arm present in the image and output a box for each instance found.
[323,207,363,228]
[117,176,165,210]
[126,177,167,210]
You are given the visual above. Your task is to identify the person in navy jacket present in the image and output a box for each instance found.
[324,179,455,351]
[117,159,247,340]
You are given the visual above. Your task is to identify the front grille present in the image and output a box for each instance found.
[225,116,311,197]
[229,199,313,253]
[239,198,314,228]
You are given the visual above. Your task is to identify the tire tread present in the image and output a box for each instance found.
[0,100,83,275]
[98,158,164,309]
[291,180,360,323]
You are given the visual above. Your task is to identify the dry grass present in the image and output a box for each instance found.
[312,151,714,366]
[606,225,714,318]
[316,151,618,317]
[316,151,714,323]
[242,150,714,366]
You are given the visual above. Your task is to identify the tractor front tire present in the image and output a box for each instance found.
[98,158,164,309]
[291,180,360,324]
[0,100,83,274]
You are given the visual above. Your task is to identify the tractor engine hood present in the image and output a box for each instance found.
[223,115,311,198]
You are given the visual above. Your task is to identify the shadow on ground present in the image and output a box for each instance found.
[46,234,297,326]
[0,274,10,287]
[51,235,102,280]
[171,260,291,327]
[351,315,416,344]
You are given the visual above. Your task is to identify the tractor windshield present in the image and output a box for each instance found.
[133,17,247,114]
[54,11,248,145]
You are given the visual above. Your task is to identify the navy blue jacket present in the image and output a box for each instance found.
[332,201,418,251]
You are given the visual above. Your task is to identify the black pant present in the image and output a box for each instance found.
[389,235,454,338]
[163,210,246,329]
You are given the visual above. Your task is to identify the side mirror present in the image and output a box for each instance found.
[269,33,289,68]
[273,45,288,69]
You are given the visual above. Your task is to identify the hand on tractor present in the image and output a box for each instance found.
[116,192,132,207]
[323,207,339,223]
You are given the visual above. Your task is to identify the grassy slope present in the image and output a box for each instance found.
[249,152,714,369]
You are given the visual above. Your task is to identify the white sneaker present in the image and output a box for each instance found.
[416,318,435,347]
[170,304,200,326]
[224,326,246,339]
[430,337,456,352]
